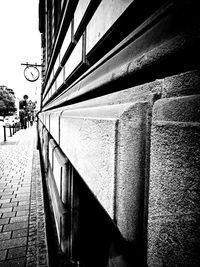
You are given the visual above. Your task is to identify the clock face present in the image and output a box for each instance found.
[24,66,39,82]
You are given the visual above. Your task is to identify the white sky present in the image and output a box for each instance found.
[0,0,41,102]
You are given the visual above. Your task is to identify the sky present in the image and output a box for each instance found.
[0,0,41,103]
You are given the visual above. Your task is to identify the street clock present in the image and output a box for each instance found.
[24,65,40,82]
[21,62,41,82]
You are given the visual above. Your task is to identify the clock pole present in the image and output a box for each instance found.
[21,62,42,68]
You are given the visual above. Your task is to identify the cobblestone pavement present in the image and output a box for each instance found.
[0,125,49,267]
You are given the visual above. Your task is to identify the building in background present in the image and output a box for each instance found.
[38,0,200,266]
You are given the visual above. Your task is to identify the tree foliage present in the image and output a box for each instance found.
[0,87,16,116]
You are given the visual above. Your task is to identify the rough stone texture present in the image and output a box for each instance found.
[148,94,200,266]
[7,246,26,259]
[0,237,27,250]
[60,111,117,218]
[38,1,200,265]
[0,231,11,240]
[163,69,200,98]
[40,80,161,258]
[59,100,152,242]
[115,102,151,241]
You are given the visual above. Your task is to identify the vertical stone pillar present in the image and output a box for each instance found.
[148,75,200,266]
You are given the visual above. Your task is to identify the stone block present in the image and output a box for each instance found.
[18,201,29,206]
[10,216,28,224]
[1,202,18,208]
[11,196,30,203]
[13,205,29,212]
[163,69,200,98]
[0,218,9,225]
[86,0,133,53]
[0,258,25,267]
[2,211,16,218]
[0,231,11,240]
[0,250,7,261]
[0,237,27,250]
[0,194,14,199]
[148,215,200,267]
[60,100,151,241]
[0,199,11,204]
[3,222,28,232]
[148,95,200,266]
[152,95,200,123]
[0,207,13,213]
[12,229,28,238]
[16,210,29,217]
[7,246,26,259]
[52,151,62,197]
[48,110,61,144]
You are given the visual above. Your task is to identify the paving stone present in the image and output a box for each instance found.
[10,215,28,223]
[1,202,18,208]
[3,221,28,232]
[2,211,16,218]
[0,192,14,197]
[27,245,36,254]
[16,210,29,217]
[0,231,11,240]
[8,182,20,186]
[21,183,31,187]
[11,196,30,203]
[0,199,11,204]
[38,254,48,266]
[26,256,37,264]
[7,246,26,259]
[0,218,9,225]
[10,186,19,190]
[18,201,30,206]
[13,205,29,212]
[0,127,49,266]
[0,250,7,261]
[0,207,12,213]
[0,195,14,200]
[0,237,27,250]
[12,228,28,239]
[3,189,14,194]
[16,193,30,197]
[0,258,25,267]
[20,190,31,195]
[0,183,7,186]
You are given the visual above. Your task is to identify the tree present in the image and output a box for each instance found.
[0,100,6,114]
[0,87,16,116]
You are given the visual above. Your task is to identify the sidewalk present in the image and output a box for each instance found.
[0,124,49,267]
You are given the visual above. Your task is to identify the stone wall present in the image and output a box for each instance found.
[148,70,200,266]
[38,0,200,265]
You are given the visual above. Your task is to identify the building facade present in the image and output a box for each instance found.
[38,0,200,266]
